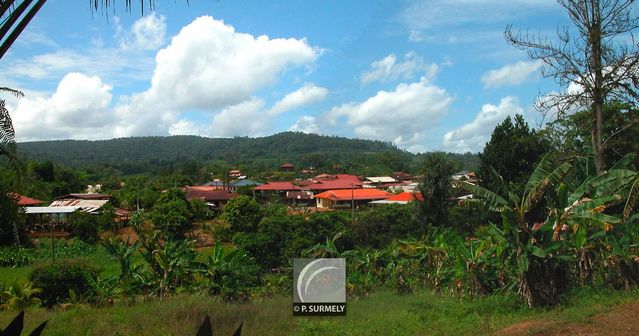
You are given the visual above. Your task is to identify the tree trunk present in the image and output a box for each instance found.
[590,0,606,175]
[592,102,605,175]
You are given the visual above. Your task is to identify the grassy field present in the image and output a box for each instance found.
[0,287,637,335]
[2,246,639,335]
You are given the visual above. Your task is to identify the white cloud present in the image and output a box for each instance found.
[327,77,452,151]
[210,99,269,137]
[408,30,427,42]
[442,96,524,153]
[145,16,319,112]
[361,52,438,84]
[289,116,320,134]
[168,119,207,136]
[269,84,328,115]
[481,61,542,88]
[119,13,167,51]
[114,15,319,137]
[12,73,114,141]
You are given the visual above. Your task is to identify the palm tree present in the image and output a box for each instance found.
[0,87,22,163]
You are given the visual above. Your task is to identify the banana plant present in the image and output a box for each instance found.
[461,154,572,307]
[102,238,143,283]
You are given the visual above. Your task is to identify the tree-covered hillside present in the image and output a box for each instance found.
[16,132,479,176]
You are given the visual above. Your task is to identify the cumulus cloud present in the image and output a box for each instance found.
[144,16,319,112]
[327,77,452,151]
[11,16,321,141]
[481,61,542,88]
[119,13,167,51]
[269,84,328,115]
[289,116,320,134]
[210,99,269,137]
[361,52,438,84]
[12,73,114,140]
[442,96,524,153]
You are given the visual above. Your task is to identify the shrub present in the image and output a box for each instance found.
[0,247,36,267]
[70,211,100,244]
[28,259,99,308]
[151,188,192,238]
[222,196,262,234]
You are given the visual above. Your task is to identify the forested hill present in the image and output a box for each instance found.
[16,132,478,175]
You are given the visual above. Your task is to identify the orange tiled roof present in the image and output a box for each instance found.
[385,192,423,202]
[314,188,392,201]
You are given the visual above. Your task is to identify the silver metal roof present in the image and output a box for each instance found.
[25,206,81,214]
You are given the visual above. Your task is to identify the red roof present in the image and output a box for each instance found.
[313,173,360,182]
[8,193,44,206]
[254,182,301,191]
[280,163,295,168]
[385,192,423,202]
[184,188,239,201]
[305,179,362,191]
[314,189,392,201]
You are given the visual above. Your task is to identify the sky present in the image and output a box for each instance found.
[0,0,574,153]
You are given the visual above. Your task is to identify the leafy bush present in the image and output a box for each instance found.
[0,240,94,267]
[352,203,420,248]
[28,259,99,308]
[222,196,262,234]
[150,188,192,238]
[0,248,36,267]
[35,239,95,259]
[69,211,100,244]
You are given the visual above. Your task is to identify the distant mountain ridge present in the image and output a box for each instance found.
[17,132,400,165]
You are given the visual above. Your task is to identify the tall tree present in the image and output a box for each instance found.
[418,152,458,227]
[479,114,549,192]
[505,0,639,175]
[543,101,639,168]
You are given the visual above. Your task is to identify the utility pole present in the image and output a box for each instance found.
[351,183,355,223]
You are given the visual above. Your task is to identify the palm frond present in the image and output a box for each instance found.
[0,99,18,163]
[522,157,571,211]
[0,87,23,98]
[460,181,509,212]
[610,153,636,170]
[624,177,639,220]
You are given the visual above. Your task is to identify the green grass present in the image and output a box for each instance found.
[3,246,639,335]
[1,287,637,336]
[0,246,120,284]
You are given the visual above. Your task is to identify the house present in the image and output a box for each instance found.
[280,163,295,171]
[183,186,239,211]
[364,176,397,188]
[229,169,242,178]
[452,171,479,184]
[86,184,102,193]
[229,179,263,191]
[370,192,423,205]
[50,193,112,213]
[8,193,44,206]
[315,188,392,209]
[203,180,227,189]
[286,190,315,206]
[391,172,413,182]
[254,182,302,200]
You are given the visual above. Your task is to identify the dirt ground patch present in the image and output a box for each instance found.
[497,301,639,336]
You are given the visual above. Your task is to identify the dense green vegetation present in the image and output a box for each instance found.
[14,132,479,178]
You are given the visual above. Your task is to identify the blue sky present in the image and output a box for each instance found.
[1,0,571,153]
